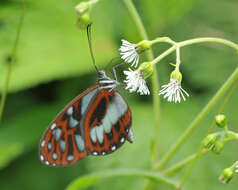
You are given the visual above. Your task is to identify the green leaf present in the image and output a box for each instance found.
[66,168,177,190]
[0,0,116,93]
[0,142,24,169]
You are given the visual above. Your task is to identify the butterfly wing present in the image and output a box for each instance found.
[39,85,100,166]
[82,89,132,156]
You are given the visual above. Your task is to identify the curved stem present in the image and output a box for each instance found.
[178,37,238,51]
[157,66,238,170]
[164,80,238,176]
[163,149,209,176]
[151,37,238,66]
[123,0,161,167]
[0,0,26,122]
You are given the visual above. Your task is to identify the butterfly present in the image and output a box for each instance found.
[39,70,133,166]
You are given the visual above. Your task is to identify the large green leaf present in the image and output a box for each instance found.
[66,168,177,190]
[0,0,116,93]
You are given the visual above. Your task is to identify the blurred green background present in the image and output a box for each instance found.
[0,0,238,189]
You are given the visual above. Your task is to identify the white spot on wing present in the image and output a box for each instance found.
[92,151,98,155]
[47,142,52,150]
[41,140,45,148]
[52,153,57,160]
[101,92,128,135]
[111,145,116,151]
[67,106,73,115]
[74,135,85,151]
[69,117,79,128]
[67,155,74,161]
[96,125,104,144]
[102,151,106,155]
[120,137,125,143]
[51,123,56,130]
[52,163,56,167]
[90,127,97,143]
[114,93,128,116]
[45,161,50,165]
[102,116,112,133]
[55,128,61,141]
[40,155,44,161]
[60,140,66,153]
[81,89,97,115]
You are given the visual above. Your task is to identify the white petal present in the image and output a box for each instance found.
[119,40,139,68]
[159,79,189,103]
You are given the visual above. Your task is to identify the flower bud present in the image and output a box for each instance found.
[170,69,182,83]
[136,40,152,53]
[75,2,90,15]
[215,114,227,128]
[219,167,234,184]
[202,134,217,149]
[76,13,92,30]
[138,62,154,79]
[212,140,224,154]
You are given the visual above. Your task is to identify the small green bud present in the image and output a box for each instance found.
[75,2,90,15]
[202,134,217,149]
[215,114,227,128]
[219,167,234,184]
[170,69,182,83]
[212,140,224,154]
[76,13,91,30]
[138,62,154,79]
[136,40,152,53]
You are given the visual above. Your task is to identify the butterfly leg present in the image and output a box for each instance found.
[111,62,127,81]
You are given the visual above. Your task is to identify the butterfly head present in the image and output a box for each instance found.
[98,70,120,90]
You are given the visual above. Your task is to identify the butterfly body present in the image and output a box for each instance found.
[39,70,133,166]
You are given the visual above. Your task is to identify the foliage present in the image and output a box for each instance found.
[0,0,238,190]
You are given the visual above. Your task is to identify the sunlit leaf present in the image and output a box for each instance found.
[66,168,177,190]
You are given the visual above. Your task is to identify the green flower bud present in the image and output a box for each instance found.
[202,134,217,149]
[138,62,154,79]
[170,69,182,83]
[219,167,234,184]
[212,140,224,154]
[136,40,152,53]
[76,13,92,30]
[75,2,90,15]
[215,114,227,128]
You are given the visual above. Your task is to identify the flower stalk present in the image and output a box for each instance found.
[123,0,161,167]
[0,0,26,122]
[157,66,238,170]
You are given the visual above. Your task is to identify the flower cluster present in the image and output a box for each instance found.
[119,39,189,103]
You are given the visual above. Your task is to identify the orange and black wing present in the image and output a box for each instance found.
[39,85,99,166]
[82,89,132,156]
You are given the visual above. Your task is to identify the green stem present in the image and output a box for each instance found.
[164,80,238,176]
[0,0,26,122]
[123,0,160,167]
[156,66,238,170]
[163,149,209,176]
[151,37,238,66]
[163,129,238,177]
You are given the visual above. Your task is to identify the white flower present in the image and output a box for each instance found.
[159,79,189,103]
[124,69,150,95]
[119,39,139,67]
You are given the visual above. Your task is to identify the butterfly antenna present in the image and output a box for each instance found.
[86,24,99,72]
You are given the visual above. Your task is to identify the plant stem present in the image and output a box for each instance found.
[156,66,238,170]
[151,37,238,66]
[163,149,209,176]
[0,0,26,122]
[163,80,238,176]
[123,0,160,167]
